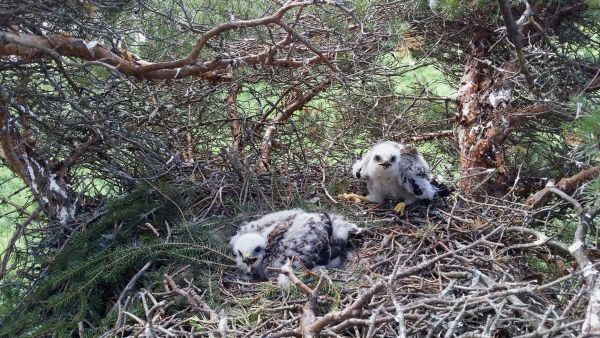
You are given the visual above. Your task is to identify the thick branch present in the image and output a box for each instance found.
[0,31,326,80]
[526,166,599,209]
[0,87,82,223]
[584,69,600,93]
[403,130,454,143]
[456,46,510,196]
[557,167,600,194]
[0,2,336,80]
[133,0,317,74]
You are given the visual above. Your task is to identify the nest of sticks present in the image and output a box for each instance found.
[101,190,599,338]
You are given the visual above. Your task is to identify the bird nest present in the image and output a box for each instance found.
[100,194,596,337]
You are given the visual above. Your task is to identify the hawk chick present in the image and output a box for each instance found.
[342,141,436,214]
[229,209,361,283]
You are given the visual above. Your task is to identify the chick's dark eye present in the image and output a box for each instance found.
[374,155,382,162]
[254,247,263,254]
[390,156,396,163]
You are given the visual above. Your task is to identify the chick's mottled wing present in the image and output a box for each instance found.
[312,213,334,266]
[263,221,291,269]
[294,215,332,269]
[265,213,333,270]
[230,210,301,248]
[397,146,435,200]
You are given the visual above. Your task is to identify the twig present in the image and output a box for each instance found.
[497,0,537,96]
[0,207,41,280]
[164,273,219,321]
[110,261,154,314]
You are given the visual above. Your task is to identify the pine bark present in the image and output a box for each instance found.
[456,45,511,196]
[0,90,95,223]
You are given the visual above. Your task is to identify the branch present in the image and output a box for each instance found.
[583,69,600,93]
[0,86,80,223]
[110,260,153,314]
[164,273,219,321]
[270,263,327,338]
[402,130,454,143]
[271,262,314,296]
[0,208,41,280]
[526,166,599,209]
[0,31,329,80]
[508,103,548,126]
[0,2,337,80]
[582,278,600,335]
[277,20,337,74]
[227,84,242,153]
[504,226,571,257]
[392,226,503,280]
[497,0,537,95]
[557,167,600,194]
[523,178,600,335]
[257,79,331,171]
[133,0,317,74]
[309,280,386,333]
[63,131,102,168]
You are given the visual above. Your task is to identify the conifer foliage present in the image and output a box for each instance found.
[2,184,229,336]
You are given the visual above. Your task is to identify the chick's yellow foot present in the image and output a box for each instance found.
[337,193,369,203]
[393,202,406,216]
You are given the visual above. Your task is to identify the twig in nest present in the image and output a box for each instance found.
[144,222,161,236]
[110,260,153,314]
[320,165,338,204]
[164,273,219,321]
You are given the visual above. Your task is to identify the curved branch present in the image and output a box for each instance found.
[526,166,599,209]
[0,31,327,80]
[134,0,315,74]
[0,1,339,80]
[257,79,332,172]
[403,130,454,143]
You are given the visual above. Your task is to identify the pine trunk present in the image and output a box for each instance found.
[456,46,511,197]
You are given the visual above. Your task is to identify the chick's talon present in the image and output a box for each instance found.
[393,202,406,216]
[337,193,369,203]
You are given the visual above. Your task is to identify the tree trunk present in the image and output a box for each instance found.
[456,46,512,196]
[0,90,94,224]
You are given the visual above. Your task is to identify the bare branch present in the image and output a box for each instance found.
[0,208,41,280]
[497,0,537,95]
[0,30,327,80]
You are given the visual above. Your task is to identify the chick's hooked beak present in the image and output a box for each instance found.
[242,251,257,273]
[378,156,391,169]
